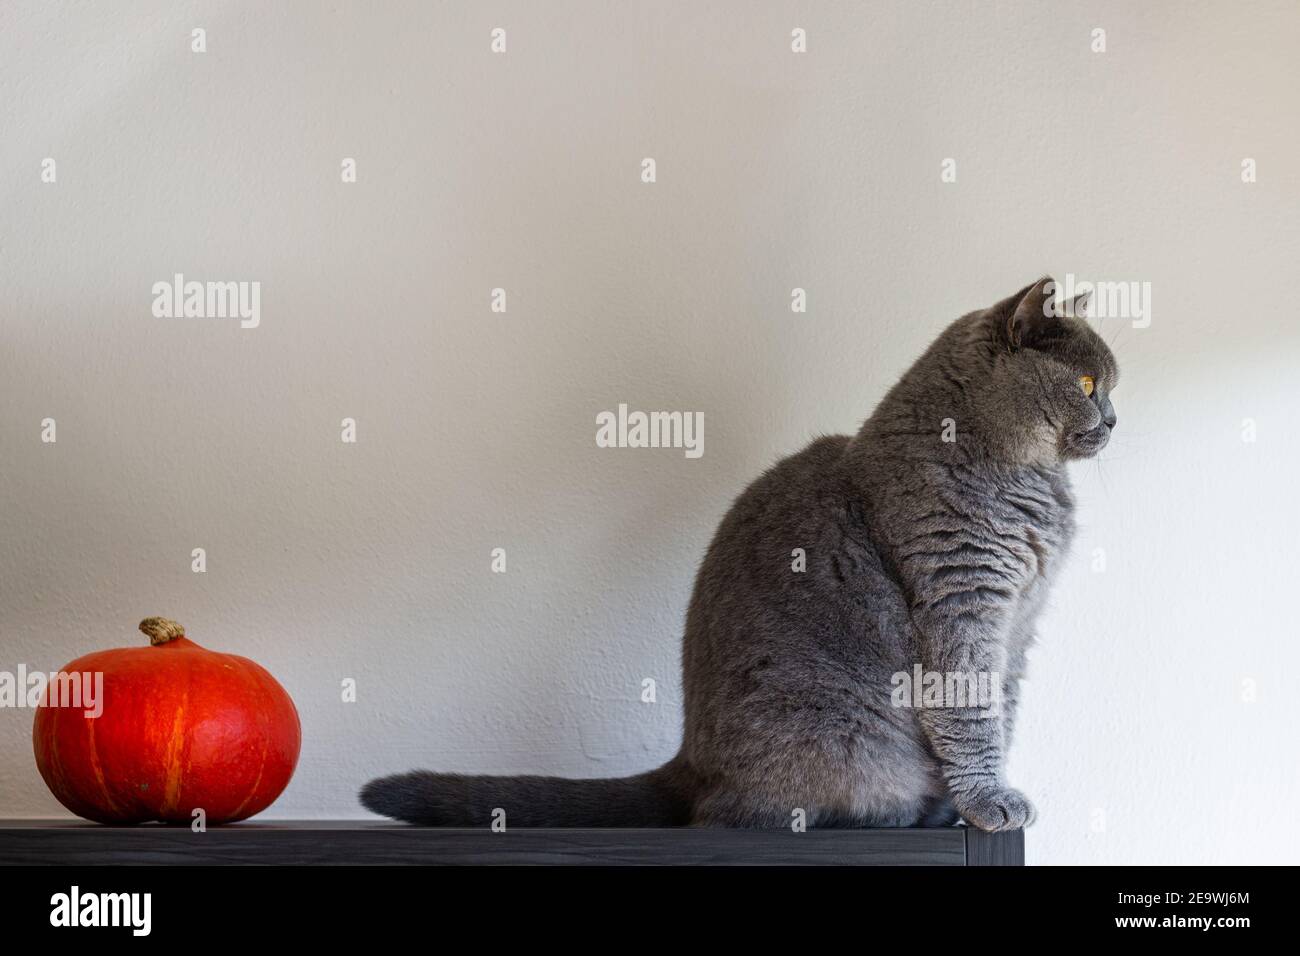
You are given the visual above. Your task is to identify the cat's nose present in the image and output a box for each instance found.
[1103,412,1117,430]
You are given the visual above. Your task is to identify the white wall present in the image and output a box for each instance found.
[2,1,1297,864]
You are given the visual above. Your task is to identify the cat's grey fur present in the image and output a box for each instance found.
[361,278,1118,830]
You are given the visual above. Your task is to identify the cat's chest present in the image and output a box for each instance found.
[989,471,1074,590]
[878,465,1075,603]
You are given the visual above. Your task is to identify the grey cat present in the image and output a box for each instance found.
[361,278,1118,830]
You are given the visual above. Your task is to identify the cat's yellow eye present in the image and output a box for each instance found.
[1079,375,1095,397]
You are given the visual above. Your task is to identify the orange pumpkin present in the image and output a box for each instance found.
[33,617,300,824]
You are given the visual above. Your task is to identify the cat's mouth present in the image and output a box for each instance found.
[1065,423,1112,458]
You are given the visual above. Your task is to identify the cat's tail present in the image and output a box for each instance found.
[359,758,693,827]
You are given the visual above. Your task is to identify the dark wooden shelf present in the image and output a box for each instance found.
[0,820,1022,866]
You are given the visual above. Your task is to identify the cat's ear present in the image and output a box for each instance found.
[1062,287,1091,319]
[994,277,1067,350]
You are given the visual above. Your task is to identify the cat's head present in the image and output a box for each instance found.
[974,277,1119,464]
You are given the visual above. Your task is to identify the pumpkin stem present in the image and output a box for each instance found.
[139,617,186,645]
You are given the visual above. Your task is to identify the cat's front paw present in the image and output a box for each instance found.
[954,785,1036,831]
